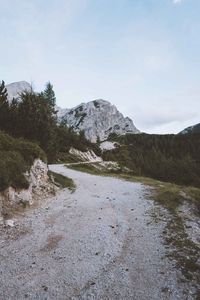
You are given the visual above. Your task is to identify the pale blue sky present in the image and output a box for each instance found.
[1,0,199,133]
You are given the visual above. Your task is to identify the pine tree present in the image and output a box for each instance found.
[0,80,8,103]
[43,82,56,110]
[0,80,9,131]
[8,98,19,136]
[15,89,59,160]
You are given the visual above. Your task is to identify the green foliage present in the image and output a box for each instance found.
[0,80,8,102]
[0,80,9,132]
[66,163,101,175]
[104,133,200,188]
[52,125,101,162]
[0,79,102,193]
[190,123,200,134]
[0,80,101,163]
[55,152,81,163]
[48,170,76,191]
[0,131,46,191]
[4,89,58,161]
[43,81,56,111]
[75,113,87,127]
[181,123,200,134]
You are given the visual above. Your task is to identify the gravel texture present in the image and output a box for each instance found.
[0,164,189,299]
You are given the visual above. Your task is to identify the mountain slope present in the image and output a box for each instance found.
[180,123,200,134]
[58,99,140,143]
[5,82,140,143]
[6,81,31,102]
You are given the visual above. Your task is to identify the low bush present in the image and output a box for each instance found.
[0,131,46,191]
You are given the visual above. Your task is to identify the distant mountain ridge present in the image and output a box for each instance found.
[6,81,140,143]
[180,123,200,134]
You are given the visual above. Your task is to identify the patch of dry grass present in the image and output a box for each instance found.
[48,170,76,192]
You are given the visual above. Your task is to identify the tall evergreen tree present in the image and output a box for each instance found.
[0,80,8,102]
[43,82,56,110]
[0,80,9,131]
[16,90,56,151]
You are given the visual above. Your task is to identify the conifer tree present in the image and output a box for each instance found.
[43,82,56,110]
[0,80,8,103]
[0,80,9,131]
[16,90,56,151]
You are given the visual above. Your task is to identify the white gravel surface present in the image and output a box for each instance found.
[0,165,189,299]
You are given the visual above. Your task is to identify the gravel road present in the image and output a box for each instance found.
[0,164,188,299]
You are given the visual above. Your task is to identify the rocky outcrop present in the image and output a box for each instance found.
[67,147,127,173]
[0,159,55,224]
[100,141,118,151]
[69,147,102,162]
[58,99,140,143]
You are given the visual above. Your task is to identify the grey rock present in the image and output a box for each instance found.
[4,219,15,227]
[58,99,140,142]
[6,81,31,102]
[0,216,4,226]
[0,159,54,221]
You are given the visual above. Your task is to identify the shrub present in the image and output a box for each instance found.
[0,131,46,191]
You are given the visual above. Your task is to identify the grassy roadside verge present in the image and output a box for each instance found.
[66,163,200,214]
[65,162,122,176]
[48,170,76,192]
[66,163,200,295]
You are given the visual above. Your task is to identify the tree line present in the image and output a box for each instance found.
[0,80,99,162]
[103,133,200,188]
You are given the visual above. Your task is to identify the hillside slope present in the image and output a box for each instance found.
[0,131,46,191]
[180,123,200,134]
[103,133,200,187]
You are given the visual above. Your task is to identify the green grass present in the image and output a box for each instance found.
[104,133,200,188]
[54,152,82,164]
[66,163,200,215]
[116,174,200,295]
[48,170,76,192]
[66,163,101,175]
[0,131,46,191]
[65,162,121,176]
[164,216,200,280]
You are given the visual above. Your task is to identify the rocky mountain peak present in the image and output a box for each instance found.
[6,81,31,102]
[59,99,140,143]
[5,81,140,143]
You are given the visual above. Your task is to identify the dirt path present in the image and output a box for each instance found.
[0,164,188,299]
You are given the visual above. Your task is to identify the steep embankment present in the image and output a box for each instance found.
[0,165,198,299]
[0,132,54,223]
